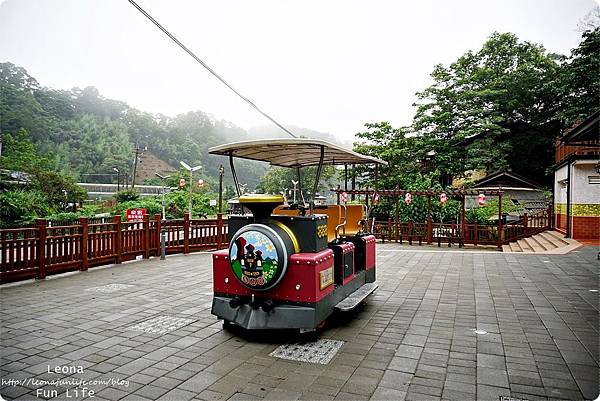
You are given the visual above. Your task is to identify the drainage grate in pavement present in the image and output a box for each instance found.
[127,315,195,335]
[85,283,135,293]
[269,339,344,364]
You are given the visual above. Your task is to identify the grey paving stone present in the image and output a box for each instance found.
[179,371,222,393]
[477,384,510,400]
[156,388,196,401]
[387,357,417,374]
[2,247,600,401]
[369,386,407,401]
[477,367,509,388]
[379,371,413,391]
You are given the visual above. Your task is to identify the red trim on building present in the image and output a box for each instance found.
[555,213,600,240]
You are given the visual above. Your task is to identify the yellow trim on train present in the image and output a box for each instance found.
[270,220,301,253]
[239,194,284,203]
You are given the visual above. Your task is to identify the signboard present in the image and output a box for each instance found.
[320,267,334,290]
[209,199,217,207]
[126,208,146,222]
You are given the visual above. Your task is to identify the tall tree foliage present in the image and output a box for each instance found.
[412,32,561,184]
[557,27,600,125]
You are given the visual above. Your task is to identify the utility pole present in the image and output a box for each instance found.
[113,167,120,192]
[155,173,171,260]
[131,144,140,189]
[218,165,224,213]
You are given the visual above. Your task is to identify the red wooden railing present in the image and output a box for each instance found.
[372,206,552,249]
[0,213,227,284]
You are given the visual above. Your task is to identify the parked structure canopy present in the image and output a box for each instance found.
[208,138,387,167]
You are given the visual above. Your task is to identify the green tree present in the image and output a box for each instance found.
[0,128,53,172]
[557,28,600,125]
[259,166,336,199]
[412,32,561,185]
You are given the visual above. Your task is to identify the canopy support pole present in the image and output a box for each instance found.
[310,145,325,215]
[344,164,348,191]
[351,164,356,201]
[297,167,305,207]
[229,152,241,197]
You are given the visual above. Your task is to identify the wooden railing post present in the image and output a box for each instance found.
[36,219,47,280]
[184,213,190,254]
[143,214,150,259]
[114,215,122,264]
[79,217,88,271]
[217,213,223,249]
[523,213,528,235]
[474,222,478,246]
[408,221,414,245]
[387,218,392,241]
[547,204,553,229]
[497,195,503,250]
[427,195,433,244]
[154,214,161,256]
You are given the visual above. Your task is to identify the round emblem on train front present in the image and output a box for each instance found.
[229,225,288,291]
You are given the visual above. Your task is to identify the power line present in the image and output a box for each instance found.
[127,0,297,139]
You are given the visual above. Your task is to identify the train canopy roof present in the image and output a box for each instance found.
[208,138,387,168]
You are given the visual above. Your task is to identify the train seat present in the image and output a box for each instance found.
[273,205,344,242]
[313,205,342,242]
[272,205,301,216]
[344,204,366,235]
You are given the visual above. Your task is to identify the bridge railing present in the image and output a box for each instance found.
[0,213,227,284]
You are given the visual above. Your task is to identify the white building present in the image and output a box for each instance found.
[553,111,600,240]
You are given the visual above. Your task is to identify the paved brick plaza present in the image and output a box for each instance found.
[1,245,598,401]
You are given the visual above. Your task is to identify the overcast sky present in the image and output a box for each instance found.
[0,0,596,143]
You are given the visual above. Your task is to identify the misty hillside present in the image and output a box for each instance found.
[247,125,348,147]
[1,62,337,188]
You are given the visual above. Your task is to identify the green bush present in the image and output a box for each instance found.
[115,188,141,202]
[0,190,52,227]
[466,199,523,225]
[113,198,162,220]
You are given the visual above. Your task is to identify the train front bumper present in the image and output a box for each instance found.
[212,296,323,330]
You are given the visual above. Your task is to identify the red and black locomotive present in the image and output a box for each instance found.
[209,139,385,331]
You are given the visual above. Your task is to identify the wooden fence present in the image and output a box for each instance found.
[0,213,227,284]
[372,207,552,249]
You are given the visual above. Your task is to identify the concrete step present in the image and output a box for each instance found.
[517,239,534,252]
[531,233,557,250]
[540,231,570,247]
[523,236,545,252]
[503,230,582,254]
[509,242,522,252]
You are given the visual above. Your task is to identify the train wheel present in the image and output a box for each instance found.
[316,319,327,331]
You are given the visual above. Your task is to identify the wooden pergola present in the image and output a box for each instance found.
[332,188,506,248]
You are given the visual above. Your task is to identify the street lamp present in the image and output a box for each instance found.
[113,167,120,192]
[155,172,172,261]
[180,161,202,218]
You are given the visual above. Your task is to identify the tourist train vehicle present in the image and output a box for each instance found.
[208,139,386,331]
